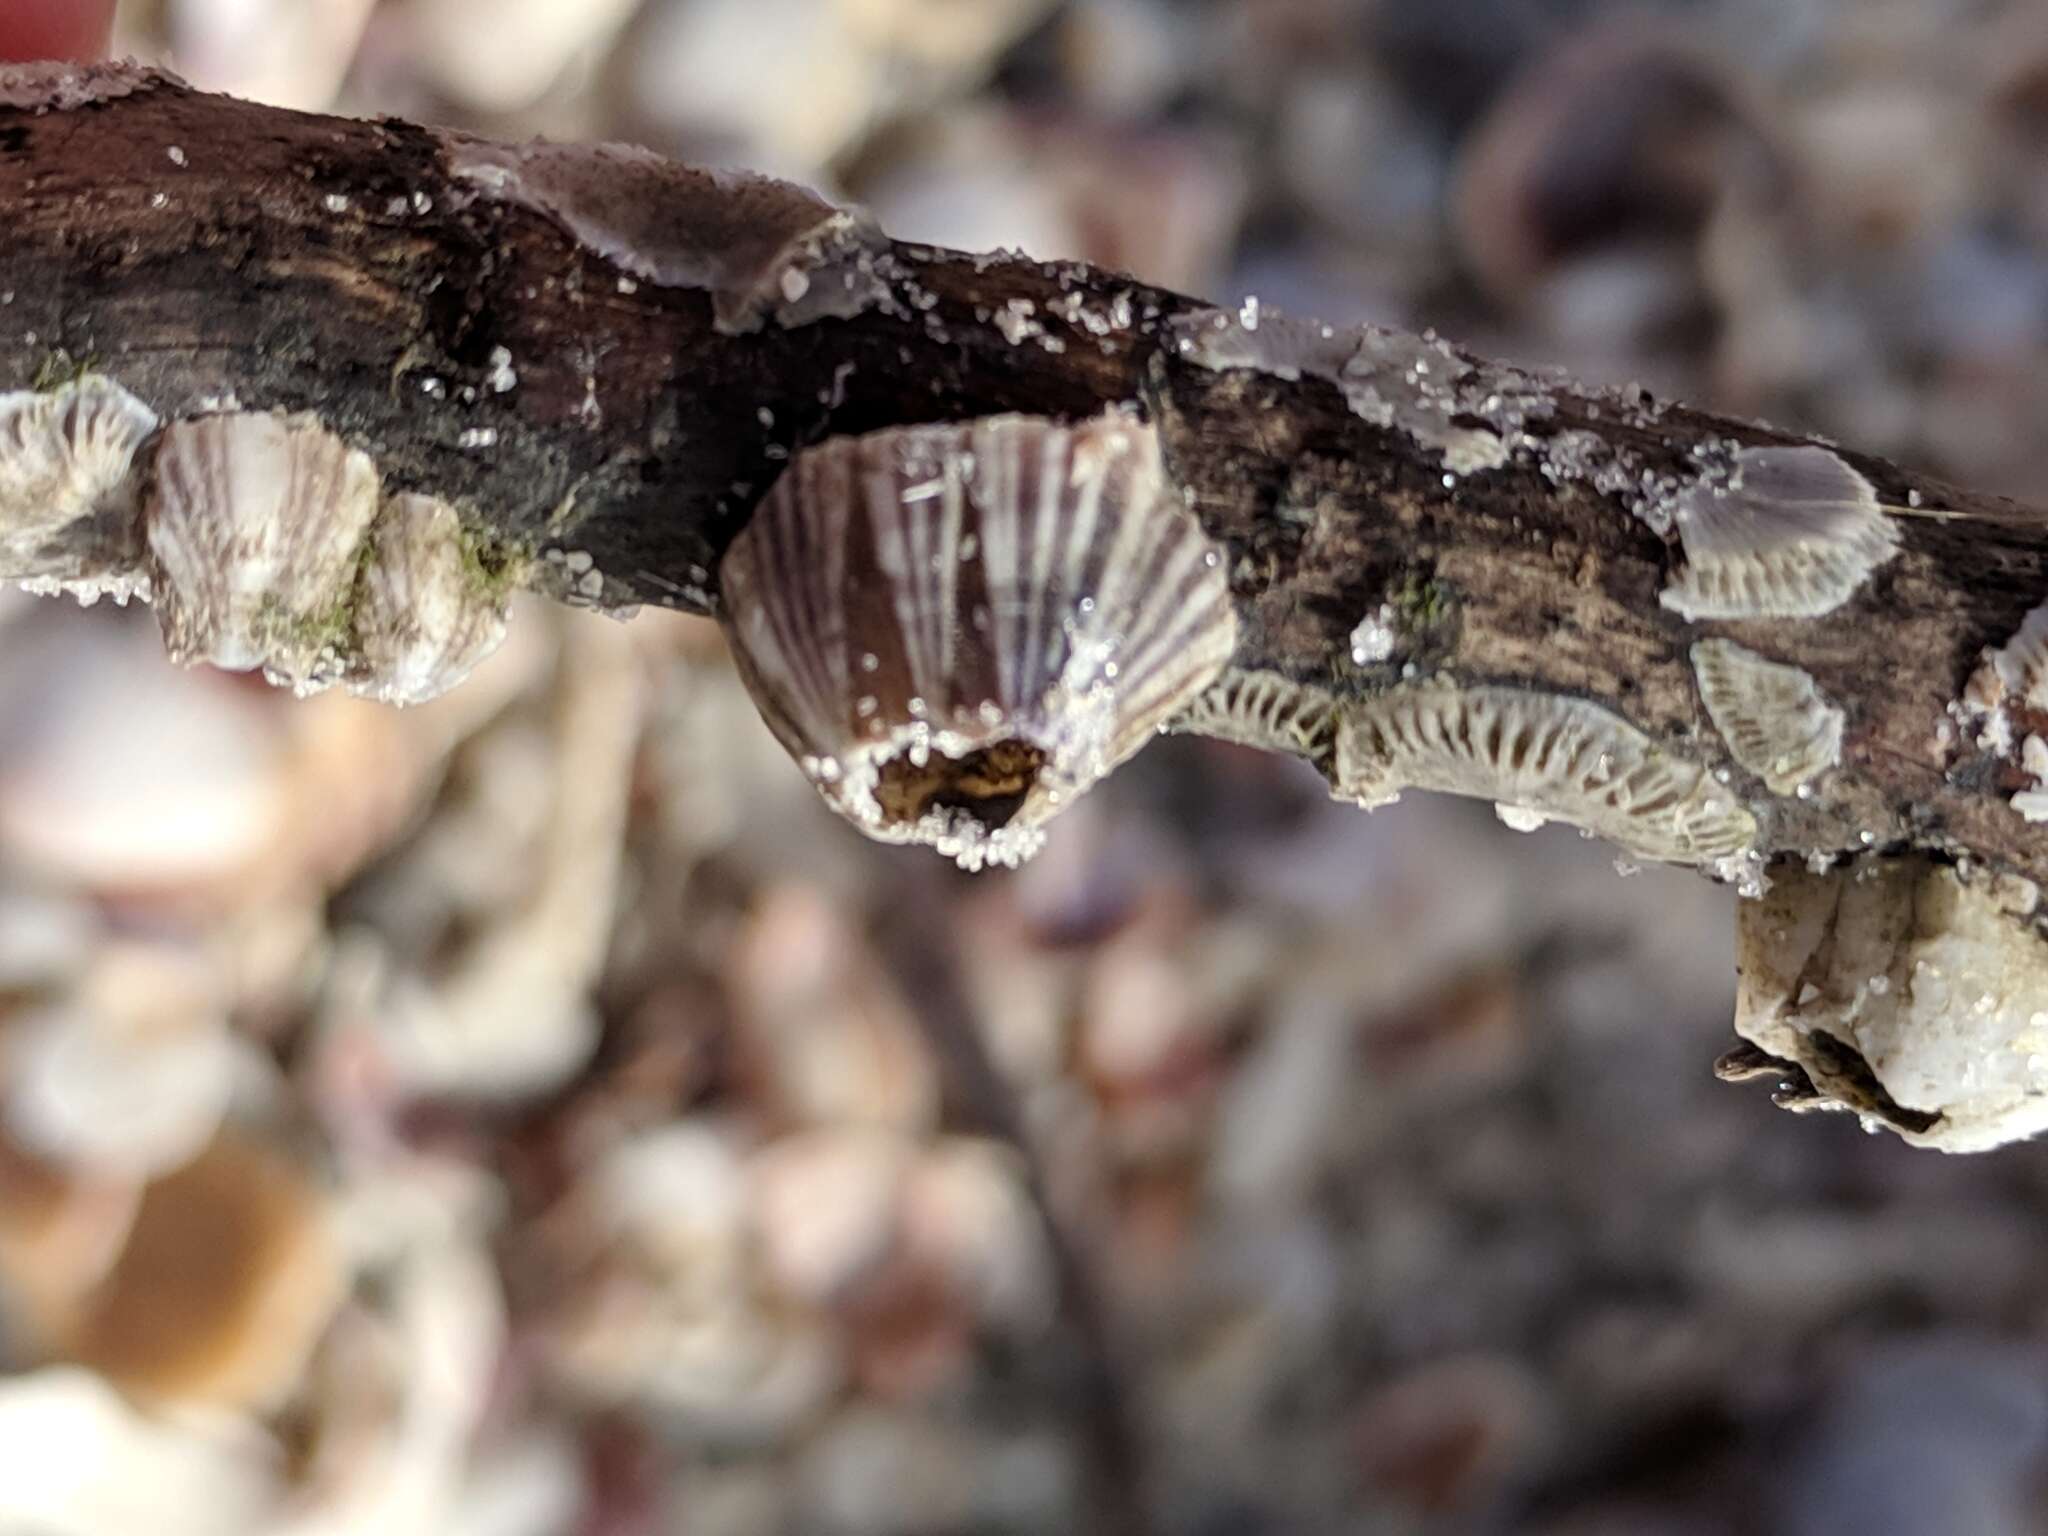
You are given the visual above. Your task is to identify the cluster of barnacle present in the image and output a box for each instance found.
[0,376,519,706]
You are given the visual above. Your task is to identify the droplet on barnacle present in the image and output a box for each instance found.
[1690,638,1845,795]
[1731,856,2048,1151]
[1656,445,1898,619]
[718,411,1238,868]
[1333,681,1758,865]
[147,411,381,690]
[0,376,159,588]
[347,493,516,705]
[1167,668,1338,761]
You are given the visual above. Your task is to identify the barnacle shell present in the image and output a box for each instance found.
[1690,638,1844,794]
[0,377,158,588]
[1334,682,1757,864]
[1964,598,2048,720]
[1657,445,1898,620]
[147,411,380,688]
[446,136,889,334]
[348,493,514,705]
[718,411,1237,868]
[1170,668,1338,760]
[1733,857,2048,1151]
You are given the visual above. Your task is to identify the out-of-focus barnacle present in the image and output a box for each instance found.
[1732,856,2048,1151]
[0,1138,140,1342]
[347,493,517,707]
[0,376,158,599]
[1451,23,1781,318]
[1334,682,1757,866]
[404,0,639,113]
[0,1367,277,1536]
[1654,444,1899,619]
[728,884,940,1131]
[718,411,1237,869]
[65,1135,342,1410]
[539,1121,843,1435]
[0,606,290,900]
[1690,638,1844,794]
[147,411,381,690]
[2,944,234,1182]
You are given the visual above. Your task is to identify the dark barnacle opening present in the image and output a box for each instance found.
[873,739,1047,831]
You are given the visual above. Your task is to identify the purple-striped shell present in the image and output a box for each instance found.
[718,411,1237,867]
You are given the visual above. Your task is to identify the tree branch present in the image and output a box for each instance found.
[7,62,2048,1145]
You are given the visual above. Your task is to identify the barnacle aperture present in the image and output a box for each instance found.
[717,411,1238,868]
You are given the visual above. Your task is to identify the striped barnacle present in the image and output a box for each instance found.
[717,411,1238,868]
[1690,638,1845,794]
[1169,668,1339,761]
[1656,444,1898,620]
[0,376,159,598]
[147,411,381,691]
[1333,682,1757,865]
[348,493,517,706]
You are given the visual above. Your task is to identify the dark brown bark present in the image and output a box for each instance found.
[3,63,2046,892]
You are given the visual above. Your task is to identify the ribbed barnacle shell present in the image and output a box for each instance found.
[1691,639,1844,794]
[349,493,514,705]
[148,411,381,689]
[0,376,159,586]
[718,411,1237,868]
[1170,668,1338,760]
[1658,445,1898,620]
[1334,681,1757,864]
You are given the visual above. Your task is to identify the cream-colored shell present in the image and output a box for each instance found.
[349,493,513,706]
[148,411,381,686]
[1169,668,1338,759]
[139,410,510,705]
[719,411,1237,868]
[1734,857,2048,1151]
[0,377,158,587]
[1690,638,1844,793]
[1658,445,1898,619]
[1334,681,1757,864]
[1965,598,2048,719]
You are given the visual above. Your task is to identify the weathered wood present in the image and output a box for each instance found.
[2,60,2045,903]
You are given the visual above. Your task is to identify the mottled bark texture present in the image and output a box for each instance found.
[1,63,2044,902]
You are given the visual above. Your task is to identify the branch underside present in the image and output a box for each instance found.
[6,63,2048,1146]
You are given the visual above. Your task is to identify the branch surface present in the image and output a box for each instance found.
[3,62,2046,902]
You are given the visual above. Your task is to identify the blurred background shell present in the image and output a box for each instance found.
[13,1,2048,1533]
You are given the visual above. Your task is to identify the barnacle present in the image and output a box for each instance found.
[348,493,517,706]
[1657,444,1898,619]
[144,412,510,704]
[0,376,158,590]
[147,411,381,689]
[1334,682,1757,864]
[1733,857,2048,1151]
[1169,668,1338,760]
[718,410,1237,868]
[1690,638,1844,794]
[445,135,889,334]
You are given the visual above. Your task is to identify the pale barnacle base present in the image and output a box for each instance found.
[1656,445,1900,620]
[1729,858,2048,1151]
[1332,682,1759,867]
[1690,639,1845,796]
